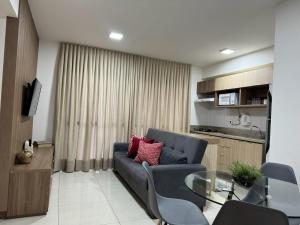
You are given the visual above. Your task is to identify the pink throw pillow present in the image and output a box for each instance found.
[127,136,154,158]
[134,141,163,166]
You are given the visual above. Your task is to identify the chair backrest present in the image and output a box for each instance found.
[146,128,208,164]
[261,162,298,185]
[142,161,162,219]
[213,200,289,225]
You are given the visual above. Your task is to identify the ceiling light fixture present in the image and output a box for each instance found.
[220,48,235,55]
[109,32,123,41]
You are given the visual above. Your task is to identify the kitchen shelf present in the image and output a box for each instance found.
[196,65,272,110]
[238,104,267,108]
[216,104,267,108]
[194,98,215,103]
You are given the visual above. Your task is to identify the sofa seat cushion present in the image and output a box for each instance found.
[159,147,188,165]
[113,151,148,203]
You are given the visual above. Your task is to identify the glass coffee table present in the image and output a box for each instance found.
[185,170,300,218]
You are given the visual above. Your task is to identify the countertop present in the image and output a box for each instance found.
[173,131,220,145]
[190,130,265,144]
[186,132,220,145]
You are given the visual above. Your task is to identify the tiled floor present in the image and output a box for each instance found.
[0,170,220,225]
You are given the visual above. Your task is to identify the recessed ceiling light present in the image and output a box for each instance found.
[109,32,123,41]
[220,48,235,55]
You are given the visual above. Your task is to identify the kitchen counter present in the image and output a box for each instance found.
[186,132,220,145]
[173,131,220,145]
[190,130,265,144]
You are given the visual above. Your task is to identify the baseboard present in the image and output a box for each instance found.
[0,211,7,219]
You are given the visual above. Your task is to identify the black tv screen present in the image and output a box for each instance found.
[22,79,42,117]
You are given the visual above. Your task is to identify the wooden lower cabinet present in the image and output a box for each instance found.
[202,136,264,172]
[217,138,263,173]
[202,144,218,171]
[217,145,231,172]
[6,147,53,218]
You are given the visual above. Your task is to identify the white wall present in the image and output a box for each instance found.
[9,0,19,17]
[190,66,204,125]
[198,105,267,131]
[0,18,6,110]
[202,47,274,78]
[33,41,60,142]
[268,0,300,183]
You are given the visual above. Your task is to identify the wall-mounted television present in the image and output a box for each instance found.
[22,78,42,117]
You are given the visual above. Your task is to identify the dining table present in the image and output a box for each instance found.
[185,170,300,218]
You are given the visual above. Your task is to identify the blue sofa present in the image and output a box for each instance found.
[113,128,208,215]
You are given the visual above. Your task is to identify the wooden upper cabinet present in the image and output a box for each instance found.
[197,79,215,94]
[214,65,273,91]
[197,64,273,94]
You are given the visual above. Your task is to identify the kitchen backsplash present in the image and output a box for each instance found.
[194,103,267,131]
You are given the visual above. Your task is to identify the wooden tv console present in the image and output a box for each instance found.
[6,146,53,218]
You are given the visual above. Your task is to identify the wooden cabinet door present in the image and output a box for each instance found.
[227,139,263,168]
[202,144,218,171]
[217,145,231,172]
[197,80,215,94]
[214,65,273,91]
[217,138,232,172]
[216,138,264,172]
[236,141,263,168]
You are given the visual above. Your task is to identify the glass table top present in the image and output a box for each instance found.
[185,171,300,218]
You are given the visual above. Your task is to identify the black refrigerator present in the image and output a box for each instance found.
[265,91,272,154]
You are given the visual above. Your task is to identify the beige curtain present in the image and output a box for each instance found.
[54,43,191,172]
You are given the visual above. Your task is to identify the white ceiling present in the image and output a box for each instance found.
[28,0,282,66]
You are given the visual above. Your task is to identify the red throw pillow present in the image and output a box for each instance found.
[134,141,163,166]
[128,135,153,158]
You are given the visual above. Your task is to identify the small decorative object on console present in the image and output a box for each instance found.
[16,139,34,164]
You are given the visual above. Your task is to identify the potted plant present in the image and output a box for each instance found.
[229,161,262,188]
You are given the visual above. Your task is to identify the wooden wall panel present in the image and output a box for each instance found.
[0,17,19,213]
[0,0,39,214]
[11,0,39,163]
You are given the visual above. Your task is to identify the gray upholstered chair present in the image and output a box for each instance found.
[261,162,300,225]
[213,200,289,225]
[142,162,209,225]
[289,218,300,225]
[261,162,298,185]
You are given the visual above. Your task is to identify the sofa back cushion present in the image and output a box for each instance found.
[146,128,208,164]
[159,147,188,165]
[128,135,154,158]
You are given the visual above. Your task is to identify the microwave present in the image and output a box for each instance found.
[218,93,239,105]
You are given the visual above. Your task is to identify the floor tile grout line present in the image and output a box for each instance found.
[97,170,157,225]
[93,171,122,225]
[53,170,155,225]
[93,170,156,225]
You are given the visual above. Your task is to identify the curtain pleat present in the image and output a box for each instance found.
[54,43,191,172]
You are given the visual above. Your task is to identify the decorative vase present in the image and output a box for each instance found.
[16,150,33,164]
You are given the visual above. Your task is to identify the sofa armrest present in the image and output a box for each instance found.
[113,142,129,153]
[151,164,207,208]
